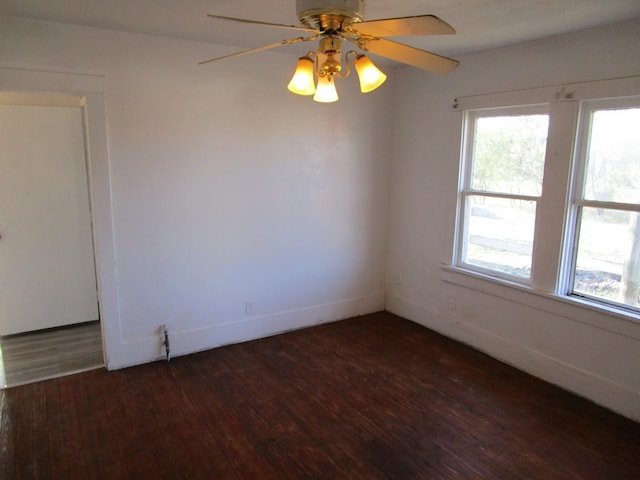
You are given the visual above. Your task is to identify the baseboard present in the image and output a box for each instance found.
[108,292,385,370]
[386,294,640,422]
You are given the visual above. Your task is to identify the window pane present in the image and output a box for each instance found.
[463,196,537,278]
[583,108,640,203]
[471,114,548,196]
[573,207,640,311]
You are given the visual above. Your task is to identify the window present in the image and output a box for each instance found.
[569,99,640,311]
[454,82,640,317]
[458,106,549,280]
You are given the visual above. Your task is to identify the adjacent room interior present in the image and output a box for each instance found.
[0,94,104,387]
[1,0,639,477]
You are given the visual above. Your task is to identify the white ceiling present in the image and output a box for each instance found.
[2,0,640,62]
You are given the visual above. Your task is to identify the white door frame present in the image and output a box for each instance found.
[0,66,122,369]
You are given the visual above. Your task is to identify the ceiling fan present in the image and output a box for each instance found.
[199,0,459,103]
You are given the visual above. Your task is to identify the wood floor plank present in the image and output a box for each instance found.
[0,312,638,479]
[13,383,34,480]
[0,389,15,479]
[57,374,90,479]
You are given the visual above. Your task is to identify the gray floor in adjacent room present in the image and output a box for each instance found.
[0,321,104,388]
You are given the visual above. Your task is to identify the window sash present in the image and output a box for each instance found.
[571,97,640,206]
[575,199,640,212]
[564,97,640,312]
[457,105,548,283]
[459,193,538,281]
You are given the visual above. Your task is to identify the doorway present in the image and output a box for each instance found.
[0,93,104,386]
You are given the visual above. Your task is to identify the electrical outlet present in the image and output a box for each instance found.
[392,275,403,296]
[245,300,256,316]
[448,295,456,312]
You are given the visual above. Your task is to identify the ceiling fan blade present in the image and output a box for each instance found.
[351,15,455,37]
[207,14,318,33]
[199,35,318,66]
[350,37,459,74]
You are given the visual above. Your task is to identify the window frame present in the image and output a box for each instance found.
[451,76,640,322]
[456,104,550,284]
[564,96,640,313]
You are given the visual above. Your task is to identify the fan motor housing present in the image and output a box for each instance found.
[297,0,365,31]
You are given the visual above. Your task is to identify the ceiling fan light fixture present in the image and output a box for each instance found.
[354,54,387,93]
[203,5,460,103]
[287,56,317,95]
[313,74,339,103]
[202,8,460,98]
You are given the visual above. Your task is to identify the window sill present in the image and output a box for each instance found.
[441,265,640,340]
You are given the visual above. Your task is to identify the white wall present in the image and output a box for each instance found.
[386,19,640,421]
[1,17,392,368]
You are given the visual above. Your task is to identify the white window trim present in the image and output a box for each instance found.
[457,104,550,285]
[452,75,640,323]
[563,96,640,312]
[453,104,551,285]
[441,265,640,337]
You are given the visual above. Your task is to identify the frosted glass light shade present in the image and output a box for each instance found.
[287,57,316,96]
[313,75,339,103]
[354,55,387,93]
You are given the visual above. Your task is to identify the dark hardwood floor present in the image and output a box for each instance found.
[1,312,638,479]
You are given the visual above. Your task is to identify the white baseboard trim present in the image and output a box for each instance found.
[387,294,640,422]
[108,292,385,370]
